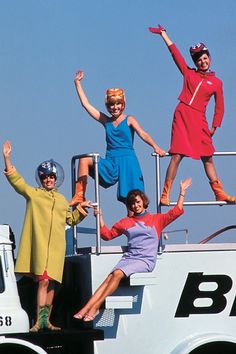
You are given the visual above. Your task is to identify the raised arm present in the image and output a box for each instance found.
[74,70,107,123]
[177,178,192,209]
[149,24,188,75]
[3,141,13,172]
[149,24,173,47]
[128,116,166,156]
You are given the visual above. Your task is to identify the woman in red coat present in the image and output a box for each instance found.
[149,24,235,205]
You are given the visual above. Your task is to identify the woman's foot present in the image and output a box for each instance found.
[73,312,84,320]
[73,307,88,320]
[83,310,99,322]
[47,322,61,331]
[30,322,41,332]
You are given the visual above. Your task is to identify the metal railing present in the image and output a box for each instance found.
[162,229,189,244]
[71,151,236,255]
[152,151,236,207]
[199,225,236,244]
[71,153,101,255]
[153,151,236,250]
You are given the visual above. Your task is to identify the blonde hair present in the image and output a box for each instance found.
[105,88,126,108]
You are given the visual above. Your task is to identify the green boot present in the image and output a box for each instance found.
[44,304,61,331]
[30,306,47,332]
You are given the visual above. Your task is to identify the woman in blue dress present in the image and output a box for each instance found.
[70,70,165,206]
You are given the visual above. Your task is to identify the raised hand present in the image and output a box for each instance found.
[3,140,12,158]
[74,70,84,83]
[148,24,166,35]
[180,178,192,193]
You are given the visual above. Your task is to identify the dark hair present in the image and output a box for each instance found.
[125,189,149,210]
[189,42,210,64]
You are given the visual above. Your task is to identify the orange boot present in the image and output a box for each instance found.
[69,176,88,206]
[160,180,173,206]
[209,179,236,203]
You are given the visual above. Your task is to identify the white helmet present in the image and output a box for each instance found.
[35,159,64,188]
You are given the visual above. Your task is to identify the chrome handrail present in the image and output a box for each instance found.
[152,151,236,251]
[71,151,236,255]
[199,225,236,244]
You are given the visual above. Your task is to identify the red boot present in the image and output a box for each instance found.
[209,179,236,203]
[69,176,87,206]
[160,180,173,206]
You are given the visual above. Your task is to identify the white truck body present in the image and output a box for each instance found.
[0,224,48,353]
[0,225,29,335]
[2,221,236,353]
[75,243,236,354]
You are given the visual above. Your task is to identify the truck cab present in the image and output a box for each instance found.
[0,224,103,354]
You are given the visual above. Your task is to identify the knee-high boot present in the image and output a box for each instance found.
[30,306,47,332]
[44,304,61,331]
[69,176,88,206]
[160,180,173,206]
[209,179,236,203]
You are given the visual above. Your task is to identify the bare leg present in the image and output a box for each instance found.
[45,281,56,307]
[164,154,183,181]
[201,156,218,182]
[30,279,51,331]
[161,154,183,205]
[37,279,50,307]
[74,269,125,320]
[77,157,93,178]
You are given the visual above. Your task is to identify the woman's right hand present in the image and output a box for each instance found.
[93,207,102,217]
[3,141,12,158]
[94,207,104,227]
[74,70,84,84]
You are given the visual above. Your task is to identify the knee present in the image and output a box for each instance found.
[80,157,92,168]
[202,156,213,165]
[171,154,182,166]
[38,279,49,290]
[111,269,125,282]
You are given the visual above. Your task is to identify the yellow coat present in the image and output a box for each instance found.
[6,169,87,283]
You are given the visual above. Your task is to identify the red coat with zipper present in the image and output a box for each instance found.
[168,44,224,159]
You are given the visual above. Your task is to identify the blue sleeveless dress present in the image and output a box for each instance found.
[90,116,144,203]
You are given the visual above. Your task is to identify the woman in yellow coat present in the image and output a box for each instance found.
[3,140,92,332]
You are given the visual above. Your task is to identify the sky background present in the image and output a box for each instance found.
[1,0,236,251]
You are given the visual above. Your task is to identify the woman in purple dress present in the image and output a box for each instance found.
[73,178,191,322]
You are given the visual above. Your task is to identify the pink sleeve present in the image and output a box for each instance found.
[212,80,224,127]
[100,218,129,241]
[154,205,184,236]
[168,43,188,75]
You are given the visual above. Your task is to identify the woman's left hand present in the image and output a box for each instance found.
[3,141,12,158]
[80,200,93,208]
[154,147,166,156]
[180,178,192,193]
[210,127,216,136]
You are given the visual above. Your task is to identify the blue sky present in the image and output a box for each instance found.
[1,0,236,249]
